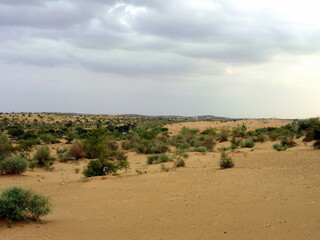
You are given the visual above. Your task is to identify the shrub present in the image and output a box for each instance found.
[83,132,107,159]
[16,139,39,157]
[56,148,73,163]
[219,151,234,169]
[121,136,140,150]
[65,133,75,144]
[273,143,287,151]
[0,134,13,160]
[33,146,55,167]
[135,140,169,154]
[280,137,296,148]
[160,164,170,172]
[241,139,255,148]
[0,156,28,175]
[69,141,84,161]
[253,134,266,143]
[39,134,59,144]
[314,140,320,149]
[106,140,119,151]
[174,158,185,167]
[83,159,129,177]
[230,137,241,149]
[219,128,230,142]
[201,127,217,136]
[190,147,207,152]
[0,187,51,225]
[147,154,171,165]
[175,148,188,155]
[180,127,199,136]
[232,124,247,138]
[200,136,216,150]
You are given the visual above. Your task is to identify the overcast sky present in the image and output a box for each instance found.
[0,0,319,118]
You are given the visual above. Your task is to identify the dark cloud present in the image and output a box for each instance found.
[0,0,319,74]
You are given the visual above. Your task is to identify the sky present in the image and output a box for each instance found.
[0,0,319,118]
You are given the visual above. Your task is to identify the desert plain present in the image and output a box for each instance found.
[0,117,319,240]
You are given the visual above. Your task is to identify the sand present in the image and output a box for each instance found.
[1,121,319,240]
[166,119,293,135]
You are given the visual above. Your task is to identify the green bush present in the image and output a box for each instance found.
[219,151,234,169]
[39,134,60,144]
[199,135,216,150]
[33,146,55,167]
[253,134,266,143]
[280,137,296,148]
[241,139,255,148]
[83,159,129,177]
[106,140,119,151]
[121,136,140,150]
[160,164,170,172]
[0,187,51,225]
[174,158,185,167]
[83,131,107,159]
[273,143,287,151]
[232,124,247,138]
[135,140,169,154]
[147,154,171,165]
[16,139,39,157]
[56,148,73,163]
[0,156,29,175]
[218,128,230,142]
[201,127,217,136]
[180,127,199,136]
[0,134,13,160]
[230,137,241,149]
[190,146,207,152]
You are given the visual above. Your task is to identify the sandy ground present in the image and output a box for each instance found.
[1,139,319,239]
[166,119,293,135]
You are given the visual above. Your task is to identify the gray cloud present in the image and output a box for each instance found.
[0,0,320,118]
[0,0,319,72]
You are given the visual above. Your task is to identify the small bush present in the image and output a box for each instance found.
[219,151,234,169]
[190,147,207,152]
[241,139,255,148]
[314,140,320,149]
[174,158,185,167]
[135,140,169,154]
[0,134,13,160]
[33,146,55,167]
[273,143,287,151]
[219,128,230,142]
[200,136,216,150]
[56,148,73,163]
[253,134,266,143]
[83,159,129,177]
[121,136,140,150]
[160,164,170,172]
[39,134,59,144]
[230,137,241,149]
[106,140,119,151]
[0,187,51,225]
[0,156,29,175]
[280,137,296,148]
[147,154,171,165]
[69,141,84,161]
